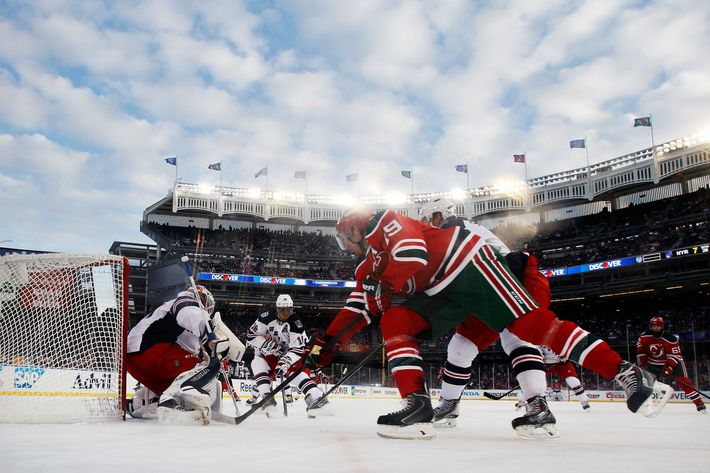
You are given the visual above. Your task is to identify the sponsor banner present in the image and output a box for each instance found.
[540,243,710,278]
[1,366,119,394]
[200,272,357,288]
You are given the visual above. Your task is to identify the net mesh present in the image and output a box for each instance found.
[0,253,127,423]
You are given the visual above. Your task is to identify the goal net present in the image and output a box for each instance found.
[0,253,129,423]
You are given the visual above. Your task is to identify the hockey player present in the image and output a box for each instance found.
[246,294,331,418]
[126,285,245,424]
[419,199,555,439]
[637,316,706,413]
[307,206,671,440]
[540,346,591,410]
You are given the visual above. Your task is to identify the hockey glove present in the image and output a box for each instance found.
[203,331,231,360]
[275,357,293,379]
[305,333,335,369]
[663,365,673,377]
[362,276,392,316]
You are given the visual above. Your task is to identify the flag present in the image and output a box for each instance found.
[164,156,177,166]
[569,139,586,149]
[513,154,526,163]
[401,170,412,179]
[634,116,652,127]
[208,162,221,171]
[455,164,468,173]
[255,166,267,178]
[294,171,306,179]
[346,173,358,182]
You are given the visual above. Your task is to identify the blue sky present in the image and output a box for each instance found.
[1,0,709,253]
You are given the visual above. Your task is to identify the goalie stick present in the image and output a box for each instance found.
[308,340,385,410]
[181,255,241,416]
[483,384,521,400]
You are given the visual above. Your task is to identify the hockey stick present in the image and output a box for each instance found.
[483,384,521,400]
[663,375,710,401]
[280,373,288,417]
[181,255,241,417]
[308,340,385,410]
[233,314,365,425]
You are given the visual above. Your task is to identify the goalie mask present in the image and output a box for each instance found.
[188,285,215,315]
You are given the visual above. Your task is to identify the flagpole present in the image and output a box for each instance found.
[266,164,269,192]
[466,162,470,190]
[175,154,178,184]
[410,170,414,198]
[523,153,528,183]
[584,137,593,199]
[305,175,308,198]
[650,114,658,183]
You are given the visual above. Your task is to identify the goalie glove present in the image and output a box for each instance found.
[362,276,392,316]
[305,333,335,369]
[209,312,246,362]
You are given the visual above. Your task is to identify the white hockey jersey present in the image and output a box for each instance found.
[127,290,210,356]
[246,310,308,365]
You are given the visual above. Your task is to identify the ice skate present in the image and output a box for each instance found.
[305,393,334,418]
[376,392,435,440]
[127,385,159,419]
[258,394,283,418]
[614,361,671,417]
[697,404,707,414]
[156,398,208,425]
[512,396,560,440]
[582,402,591,412]
[432,398,460,429]
[515,399,527,411]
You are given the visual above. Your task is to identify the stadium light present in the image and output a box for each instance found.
[334,193,356,206]
[384,193,407,206]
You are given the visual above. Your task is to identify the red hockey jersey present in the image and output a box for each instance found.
[326,210,483,341]
[636,330,683,370]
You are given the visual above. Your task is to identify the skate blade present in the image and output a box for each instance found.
[638,381,672,418]
[514,424,561,440]
[376,422,436,440]
[307,407,335,419]
[263,406,285,418]
[157,407,206,425]
[433,417,457,429]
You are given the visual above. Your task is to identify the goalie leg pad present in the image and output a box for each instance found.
[127,385,159,419]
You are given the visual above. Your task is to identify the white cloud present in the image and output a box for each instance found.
[0,0,708,252]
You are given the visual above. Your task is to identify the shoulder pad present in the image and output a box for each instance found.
[258,311,276,323]
[290,315,304,330]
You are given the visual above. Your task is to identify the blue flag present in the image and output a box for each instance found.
[569,139,586,149]
[164,157,177,166]
[455,164,468,173]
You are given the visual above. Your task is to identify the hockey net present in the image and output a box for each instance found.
[0,253,129,423]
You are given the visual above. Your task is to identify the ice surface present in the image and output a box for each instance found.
[2,399,708,473]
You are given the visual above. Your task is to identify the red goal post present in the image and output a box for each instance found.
[0,253,129,423]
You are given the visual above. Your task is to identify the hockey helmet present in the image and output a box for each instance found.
[188,285,215,315]
[335,207,374,251]
[276,294,293,308]
[419,198,456,226]
[649,316,664,328]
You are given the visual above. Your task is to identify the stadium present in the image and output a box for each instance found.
[2,129,709,471]
[103,130,704,393]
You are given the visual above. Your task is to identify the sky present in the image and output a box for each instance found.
[1,0,709,253]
